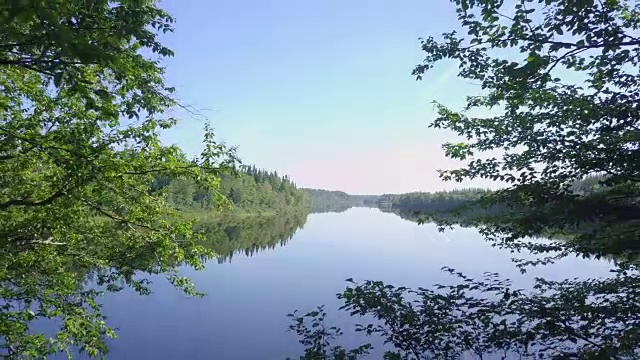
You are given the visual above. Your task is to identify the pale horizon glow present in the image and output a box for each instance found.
[158,0,503,195]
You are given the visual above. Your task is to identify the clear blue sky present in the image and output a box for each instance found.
[157,0,495,194]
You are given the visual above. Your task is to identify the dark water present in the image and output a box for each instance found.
[71,208,613,359]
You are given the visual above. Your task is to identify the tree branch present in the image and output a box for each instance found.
[123,165,201,175]
[461,36,640,53]
[0,187,68,210]
[80,198,156,231]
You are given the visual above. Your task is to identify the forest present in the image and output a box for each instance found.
[377,188,489,213]
[155,164,309,215]
[378,175,607,216]
[375,175,630,256]
[302,188,378,213]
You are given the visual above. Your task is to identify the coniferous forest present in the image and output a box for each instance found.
[154,164,309,215]
[302,188,378,213]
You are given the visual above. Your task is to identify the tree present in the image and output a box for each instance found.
[413,0,640,258]
[291,1,640,358]
[0,1,235,358]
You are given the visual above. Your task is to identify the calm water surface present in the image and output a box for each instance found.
[75,208,613,359]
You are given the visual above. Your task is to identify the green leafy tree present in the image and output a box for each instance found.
[412,0,640,258]
[159,165,309,214]
[0,1,235,358]
[291,0,640,358]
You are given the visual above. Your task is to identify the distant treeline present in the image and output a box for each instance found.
[377,188,490,214]
[302,188,378,213]
[377,175,616,246]
[377,174,639,259]
[377,175,608,217]
[154,165,309,214]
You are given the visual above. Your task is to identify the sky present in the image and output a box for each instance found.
[157,0,498,194]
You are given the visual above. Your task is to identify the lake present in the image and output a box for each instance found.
[68,208,614,359]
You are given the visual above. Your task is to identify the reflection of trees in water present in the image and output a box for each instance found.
[0,211,307,358]
[383,207,640,265]
[196,211,308,264]
[309,205,351,214]
[291,208,640,359]
[379,207,482,229]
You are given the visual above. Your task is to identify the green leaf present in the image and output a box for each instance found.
[0,2,239,358]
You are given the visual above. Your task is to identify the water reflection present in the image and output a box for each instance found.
[35,208,622,359]
[196,211,308,263]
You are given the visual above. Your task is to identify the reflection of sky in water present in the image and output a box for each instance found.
[56,208,614,360]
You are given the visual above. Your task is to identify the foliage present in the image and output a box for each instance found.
[155,164,309,214]
[287,306,373,360]
[292,270,639,359]
[291,0,640,358]
[219,166,309,212]
[377,188,489,213]
[378,175,617,250]
[379,176,608,215]
[303,189,378,213]
[0,1,236,358]
[411,0,640,259]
